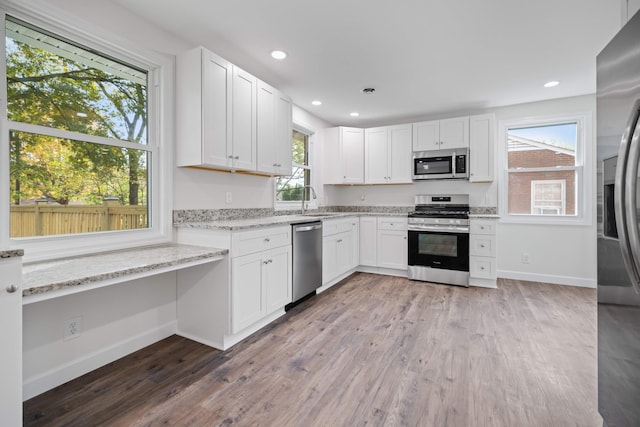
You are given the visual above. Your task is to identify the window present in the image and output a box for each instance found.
[275,128,314,207]
[6,17,152,238]
[500,114,591,224]
[0,8,170,261]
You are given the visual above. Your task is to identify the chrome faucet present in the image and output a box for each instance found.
[301,185,317,214]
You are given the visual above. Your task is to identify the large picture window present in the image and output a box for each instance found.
[500,114,591,224]
[6,17,152,238]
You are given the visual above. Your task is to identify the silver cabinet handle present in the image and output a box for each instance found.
[337,239,343,243]
[480,244,486,248]
[228,155,234,159]
[480,226,485,230]
[234,156,240,159]
[480,266,485,270]
[263,260,269,265]
[6,284,18,293]
[264,238,270,242]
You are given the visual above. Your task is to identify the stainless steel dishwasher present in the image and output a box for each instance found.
[291,221,323,303]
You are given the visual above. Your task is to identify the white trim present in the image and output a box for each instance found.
[0,4,174,262]
[498,112,593,226]
[497,270,597,288]
[274,124,318,209]
[22,320,177,400]
[530,179,566,215]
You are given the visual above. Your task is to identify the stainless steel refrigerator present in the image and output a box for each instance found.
[597,9,640,427]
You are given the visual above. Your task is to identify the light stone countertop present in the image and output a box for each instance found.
[1,249,24,258]
[469,214,500,219]
[174,212,408,231]
[22,243,227,298]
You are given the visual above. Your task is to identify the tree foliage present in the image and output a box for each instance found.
[7,34,148,206]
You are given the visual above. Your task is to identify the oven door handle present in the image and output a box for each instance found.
[408,225,469,233]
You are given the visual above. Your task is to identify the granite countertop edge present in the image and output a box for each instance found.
[469,214,501,219]
[1,249,24,258]
[174,212,410,231]
[22,244,227,297]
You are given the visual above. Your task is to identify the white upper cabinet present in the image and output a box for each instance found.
[469,113,495,182]
[364,124,412,184]
[324,127,364,184]
[177,46,291,175]
[177,47,232,168]
[412,116,469,151]
[231,66,257,171]
[257,81,292,176]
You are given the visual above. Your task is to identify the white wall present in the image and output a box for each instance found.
[22,274,177,400]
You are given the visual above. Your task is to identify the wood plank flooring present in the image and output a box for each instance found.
[23,273,600,426]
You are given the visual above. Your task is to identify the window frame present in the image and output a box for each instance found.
[530,179,566,215]
[0,4,173,262]
[498,112,592,226]
[274,124,316,211]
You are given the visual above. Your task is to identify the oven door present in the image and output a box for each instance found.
[408,227,469,271]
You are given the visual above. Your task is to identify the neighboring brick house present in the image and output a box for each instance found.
[508,134,576,215]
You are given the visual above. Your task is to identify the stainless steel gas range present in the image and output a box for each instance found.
[407,194,470,287]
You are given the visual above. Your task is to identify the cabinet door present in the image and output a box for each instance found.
[322,235,339,284]
[231,66,257,171]
[256,81,277,174]
[335,231,353,276]
[412,120,440,151]
[359,217,378,267]
[341,127,365,184]
[264,246,291,313]
[365,127,389,184]
[377,230,408,270]
[275,92,293,176]
[201,49,232,167]
[387,124,412,183]
[231,252,264,333]
[0,257,22,426]
[439,116,469,150]
[469,114,494,182]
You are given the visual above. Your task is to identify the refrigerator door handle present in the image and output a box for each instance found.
[615,99,640,292]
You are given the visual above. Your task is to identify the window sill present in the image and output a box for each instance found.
[498,214,592,226]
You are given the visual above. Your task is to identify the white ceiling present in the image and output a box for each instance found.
[112,0,622,127]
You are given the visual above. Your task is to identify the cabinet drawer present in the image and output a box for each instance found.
[470,235,496,257]
[470,256,496,279]
[377,216,408,231]
[470,219,496,235]
[323,217,357,236]
[232,226,291,257]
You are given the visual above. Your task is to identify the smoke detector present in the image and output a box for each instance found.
[361,87,376,94]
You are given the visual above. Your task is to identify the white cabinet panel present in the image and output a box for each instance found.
[470,219,496,235]
[413,117,469,151]
[257,81,292,176]
[342,128,365,184]
[469,218,497,287]
[470,257,496,279]
[388,124,412,183]
[275,93,293,176]
[469,113,495,182]
[377,229,408,270]
[0,257,22,426]
[364,127,388,184]
[470,235,496,257]
[359,217,377,267]
[264,246,291,313]
[231,66,257,171]
[231,252,264,333]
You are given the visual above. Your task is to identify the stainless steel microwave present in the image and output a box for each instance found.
[412,148,469,180]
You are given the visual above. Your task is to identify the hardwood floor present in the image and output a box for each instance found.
[24,273,600,426]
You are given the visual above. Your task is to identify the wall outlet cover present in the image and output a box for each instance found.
[64,316,82,341]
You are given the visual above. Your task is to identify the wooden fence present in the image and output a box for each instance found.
[10,204,148,238]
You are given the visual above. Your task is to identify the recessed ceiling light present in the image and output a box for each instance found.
[311,100,322,106]
[544,80,560,88]
[350,112,360,117]
[270,50,287,60]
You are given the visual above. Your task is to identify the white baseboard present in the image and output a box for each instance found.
[356,266,408,278]
[497,270,596,288]
[23,321,177,401]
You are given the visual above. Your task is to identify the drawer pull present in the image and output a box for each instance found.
[264,238,270,243]
[337,239,343,243]
[6,284,18,293]
[480,266,485,270]
[480,244,485,248]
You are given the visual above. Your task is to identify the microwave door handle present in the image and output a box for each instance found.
[451,151,456,178]
[615,99,640,292]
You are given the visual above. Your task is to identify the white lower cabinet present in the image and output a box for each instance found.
[322,217,359,286]
[176,225,291,350]
[469,218,498,287]
[359,216,408,271]
[232,244,291,333]
[0,255,22,426]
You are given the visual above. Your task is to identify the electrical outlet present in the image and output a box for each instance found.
[225,192,232,204]
[521,252,530,264]
[64,317,82,341]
